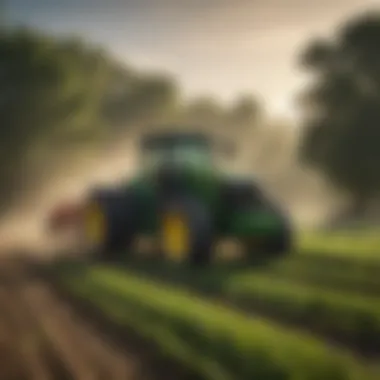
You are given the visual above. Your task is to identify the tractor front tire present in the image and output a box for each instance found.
[244,222,292,262]
[160,198,214,267]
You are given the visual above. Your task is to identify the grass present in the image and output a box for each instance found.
[265,257,380,296]
[289,228,380,294]
[226,273,380,351]
[55,262,379,380]
[298,227,380,259]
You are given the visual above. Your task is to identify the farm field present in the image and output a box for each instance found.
[1,4,380,380]
[53,227,380,380]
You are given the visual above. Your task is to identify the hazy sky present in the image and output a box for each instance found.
[6,0,380,119]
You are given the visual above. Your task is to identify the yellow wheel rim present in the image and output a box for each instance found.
[84,202,106,246]
[161,213,189,261]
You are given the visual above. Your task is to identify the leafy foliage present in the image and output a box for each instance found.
[299,12,380,210]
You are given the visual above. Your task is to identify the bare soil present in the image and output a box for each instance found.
[0,255,197,380]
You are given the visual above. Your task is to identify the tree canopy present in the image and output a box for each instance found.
[299,11,380,211]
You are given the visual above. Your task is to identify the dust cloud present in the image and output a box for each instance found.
[0,125,344,255]
[223,120,346,228]
[0,133,140,255]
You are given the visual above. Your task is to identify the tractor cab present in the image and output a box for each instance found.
[140,131,214,171]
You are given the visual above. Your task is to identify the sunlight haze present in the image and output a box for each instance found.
[7,0,380,120]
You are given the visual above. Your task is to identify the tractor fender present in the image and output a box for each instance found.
[219,179,290,238]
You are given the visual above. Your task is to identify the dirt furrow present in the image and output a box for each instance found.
[0,256,196,380]
[23,282,141,380]
[0,280,54,380]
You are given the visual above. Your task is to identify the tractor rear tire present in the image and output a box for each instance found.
[269,224,292,255]
[244,221,292,262]
[84,190,136,262]
[261,223,293,257]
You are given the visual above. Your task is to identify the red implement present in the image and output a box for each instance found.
[47,201,84,232]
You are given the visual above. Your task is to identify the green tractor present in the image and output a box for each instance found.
[82,130,293,265]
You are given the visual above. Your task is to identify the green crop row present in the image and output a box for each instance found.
[265,258,380,296]
[116,260,380,352]
[56,263,378,380]
[286,227,380,294]
[298,228,380,259]
[225,273,380,351]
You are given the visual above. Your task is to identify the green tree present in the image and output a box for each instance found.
[0,27,179,214]
[183,96,225,128]
[299,11,380,215]
[102,68,179,130]
[227,95,261,129]
[0,29,115,203]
